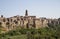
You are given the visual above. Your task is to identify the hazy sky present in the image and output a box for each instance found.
[0,0,60,18]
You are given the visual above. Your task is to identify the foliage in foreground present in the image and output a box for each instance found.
[0,25,60,39]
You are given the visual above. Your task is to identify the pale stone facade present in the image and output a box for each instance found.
[0,10,60,31]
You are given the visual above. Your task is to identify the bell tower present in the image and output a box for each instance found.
[25,10,28,16]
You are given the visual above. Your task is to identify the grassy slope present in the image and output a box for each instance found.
[0,35,27,39]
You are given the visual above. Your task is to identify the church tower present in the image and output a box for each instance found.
[25,10,28,16]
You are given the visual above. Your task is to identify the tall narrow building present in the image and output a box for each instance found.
[25,10,28,16]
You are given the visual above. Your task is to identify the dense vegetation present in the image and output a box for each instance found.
[0,24,60,39]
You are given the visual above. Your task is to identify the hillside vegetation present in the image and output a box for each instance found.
[0,25,60,39]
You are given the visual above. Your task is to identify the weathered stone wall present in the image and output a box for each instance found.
[0,15,49,30]
[0,10,60,31]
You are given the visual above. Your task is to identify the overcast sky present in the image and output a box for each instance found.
[0,0,60,18]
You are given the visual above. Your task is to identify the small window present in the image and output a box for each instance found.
[7,18,9,22]
[3,18,6,22]
[14,20,18,24]
[21,18,23,20]
[6,22,9,25]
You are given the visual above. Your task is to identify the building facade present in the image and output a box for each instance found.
[0,10,59,31]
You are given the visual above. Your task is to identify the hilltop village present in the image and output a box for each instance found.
[0,10,60,31]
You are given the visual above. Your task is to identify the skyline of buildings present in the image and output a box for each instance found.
[0,0,60,18]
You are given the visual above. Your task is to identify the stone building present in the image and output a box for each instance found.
[0,10,60,31]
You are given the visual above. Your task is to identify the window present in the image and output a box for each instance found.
[3,18,6,22]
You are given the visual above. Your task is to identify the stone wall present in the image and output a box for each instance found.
[0,10,60,31]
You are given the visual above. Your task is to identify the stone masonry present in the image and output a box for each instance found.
[0,10,60,31]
